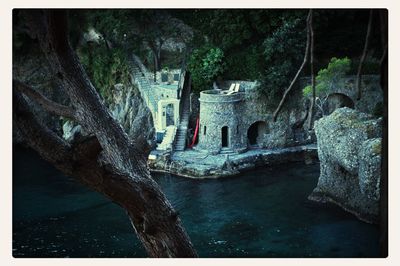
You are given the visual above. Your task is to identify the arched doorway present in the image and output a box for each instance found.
[221,126,229,148]
[327,93,354,115]
[165,103,175,126]
[247,121,268,147]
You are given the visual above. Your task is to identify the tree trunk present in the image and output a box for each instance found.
[153,57,157,83]
[273,10,312,122]
[150,44,161,82]
[154,50,161,71]
[150,42,162,72]
[379,9,388,65]
[356,9,374,100]
[17,10,197,258]
[307,10,315,130]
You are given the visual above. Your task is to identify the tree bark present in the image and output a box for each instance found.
[356,9,374,101]
[149,43,162,72]
[17,10,197,258]
[153,52,158,83]
[273,10,312,122]
[379,9,388,65]
[307,10,315,130]
[154,51,161,71]
[14,79,75,120]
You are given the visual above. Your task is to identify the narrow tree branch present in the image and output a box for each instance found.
[356,9,374,101]
[307,10,315,130]
[13,89,73,166]
[273,10,312,122]
[379,10,387,55]
[14,79,75,119]
[379,10,388,66]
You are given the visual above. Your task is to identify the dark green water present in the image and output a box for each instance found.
[13,146,380,258]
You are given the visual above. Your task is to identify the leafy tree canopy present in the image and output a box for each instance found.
[187,45,226,92]
[303,57,351,97]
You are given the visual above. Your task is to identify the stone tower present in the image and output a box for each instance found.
[197,89,247,154]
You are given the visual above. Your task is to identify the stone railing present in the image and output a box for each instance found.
[199,89,244,103]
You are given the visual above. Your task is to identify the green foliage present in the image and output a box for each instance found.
[175,10,307,82]
[303,57,351,97]
[77,42,131,104]
[224,45,264,80]
[302,85,313,97]
[260,18,307,106]
[188,46,226,92]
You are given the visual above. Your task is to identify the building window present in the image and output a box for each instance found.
[204,126,207,135]
[221,126,229,147]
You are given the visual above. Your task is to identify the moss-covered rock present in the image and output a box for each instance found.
[309,107,382,223]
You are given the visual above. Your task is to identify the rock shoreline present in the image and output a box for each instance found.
[308,191,379,224]
[149,144,318,179]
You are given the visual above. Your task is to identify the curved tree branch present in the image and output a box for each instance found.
[13,90,72,165]
[356,9,374,100]
[273,10,312,122]
[379,9,388,66]
[307,10,315,130]
[14,79,76,120]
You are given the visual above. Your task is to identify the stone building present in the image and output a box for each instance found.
[196,81,275,154]
[195,75,383,155]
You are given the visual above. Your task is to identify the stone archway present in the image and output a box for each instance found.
[327,93,355,115]
[247,121,268,147]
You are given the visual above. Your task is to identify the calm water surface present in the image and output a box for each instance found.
[13,146,380,258]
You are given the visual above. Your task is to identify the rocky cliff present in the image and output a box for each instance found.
[308,107,382,223]
[13,50,155,147]
[62,82,155,148]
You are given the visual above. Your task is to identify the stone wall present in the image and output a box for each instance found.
[189,92,200,129]
[218,80,258,91]
[196,81,305,154]
[299,75,383,116]
[153,85,180,100]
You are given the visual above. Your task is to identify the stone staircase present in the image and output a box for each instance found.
[173,72,191,151]
[220,147,235,154]
[130,55,158,117]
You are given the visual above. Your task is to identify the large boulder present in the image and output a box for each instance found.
[308,107,382,223]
